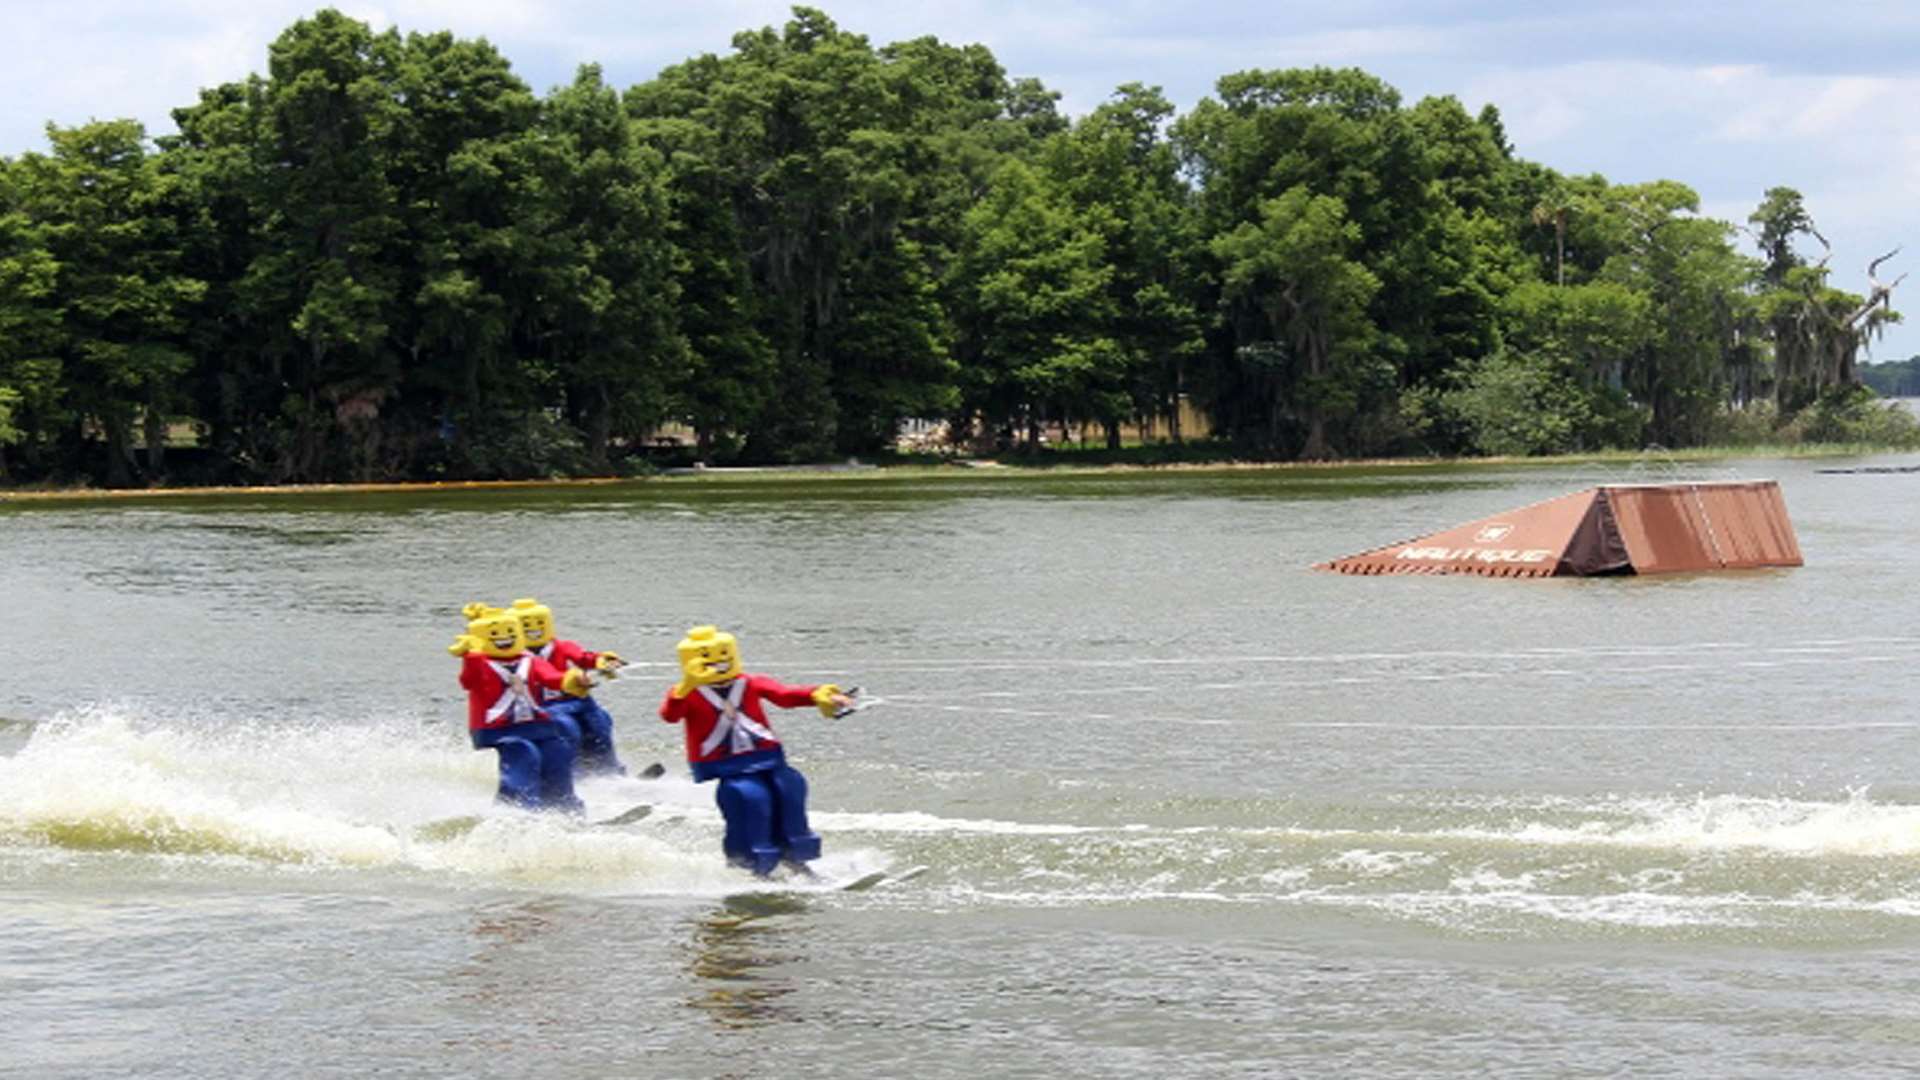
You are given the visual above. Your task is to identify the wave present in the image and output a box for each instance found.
[0,707,942,896]
[11,707,1920,934]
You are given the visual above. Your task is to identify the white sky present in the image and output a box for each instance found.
[9,1,1920,360]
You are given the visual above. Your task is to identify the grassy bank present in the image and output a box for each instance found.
[4,440,1916,504]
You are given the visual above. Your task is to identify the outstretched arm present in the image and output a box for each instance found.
[755,676,853,716]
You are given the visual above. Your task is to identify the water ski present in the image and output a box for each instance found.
[839,864,929,892]
[595,804,653,827]
[414,814,488,842]
[415,803,651,839]
[414,762,663,839]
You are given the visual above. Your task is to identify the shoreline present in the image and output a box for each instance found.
[1,444,1909,503]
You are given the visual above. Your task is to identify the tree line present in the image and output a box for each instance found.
[0,6,1911,487]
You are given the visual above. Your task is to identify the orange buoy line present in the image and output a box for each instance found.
[0,476,634,503]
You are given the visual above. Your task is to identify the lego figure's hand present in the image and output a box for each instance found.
[595,652,625,675]
[812,684,853,717]
[670,677,696,699]
[447,634,481,657]
[562,668,594,698]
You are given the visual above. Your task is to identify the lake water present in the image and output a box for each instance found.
[6,454,1920,1078]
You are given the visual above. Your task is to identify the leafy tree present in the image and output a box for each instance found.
[1042,84,1206,446]
[1858,355,1920,397]
[12,120,204,485]
[629,7,1048,458]
[1442,350,1606,456]
[501,64,687,473]
[1177,68,1435,455]
[0,156,64,478]
[1211,186,1382,457]
[1593,180,1754,445]
[380,28,546,479]
[162,76,274,481]
[238,10,408,480]
[951,159,1117,446]
[1748,186,1900,415]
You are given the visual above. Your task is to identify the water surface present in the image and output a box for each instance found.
[6,455,1920,1078]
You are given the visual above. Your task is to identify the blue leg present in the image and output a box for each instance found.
[765,765,821,864]
[572,697,625,776]
[543,700,584,753]
[714,775,781,876]
[490,737,543,808]
[534,730,583,814]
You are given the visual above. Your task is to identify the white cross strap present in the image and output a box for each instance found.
[484,656,539,725]
[696,681,776,756]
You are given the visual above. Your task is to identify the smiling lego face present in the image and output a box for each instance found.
[511,598,554,649]
[676,625,741,686]
[469,611,525,659]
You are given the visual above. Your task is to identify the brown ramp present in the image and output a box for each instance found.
[1316,489,1603,577]
[1602,481,1802,572]
[1317,480,1802,578]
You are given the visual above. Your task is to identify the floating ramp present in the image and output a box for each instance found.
[1316,481,1803,578]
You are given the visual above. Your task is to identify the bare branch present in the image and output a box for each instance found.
[1844,247,1905,329]
[1810,225,1833,269]
[1868,246,1904,291]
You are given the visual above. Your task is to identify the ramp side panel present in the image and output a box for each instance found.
[1605,481,1803,573]
[1606,486,1719,573]
[1316,489,1598,576]
[1560,491,1633,576]
[1691,481,1803,568]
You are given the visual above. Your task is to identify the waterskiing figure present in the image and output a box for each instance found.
[658,626,856,876]
[508,597,629,776]
[451,605,591,812]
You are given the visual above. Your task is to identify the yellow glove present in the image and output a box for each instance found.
[670,677,696,699]
[447,634,481,657]
[562,667,594,699]
[811,684,844,717]
[595,652,625,674]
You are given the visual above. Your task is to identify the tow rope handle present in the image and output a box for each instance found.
[830,685,865,718]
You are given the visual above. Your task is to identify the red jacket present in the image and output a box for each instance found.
[529,639,603,704]
[460,652,569,732]
[658,674,820,766]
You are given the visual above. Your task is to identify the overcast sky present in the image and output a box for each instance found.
[10,1,1920,359]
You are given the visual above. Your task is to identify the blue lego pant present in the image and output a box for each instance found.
[710,764,821,877]
[470,721,582,813]
[542,695,625,777]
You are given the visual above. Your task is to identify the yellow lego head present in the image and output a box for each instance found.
[450,602,502,656]
[676,625,742,686]
[467,608,525,659]
[511,598,555,650]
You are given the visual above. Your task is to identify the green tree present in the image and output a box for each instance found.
[382,28,546,479]
[1211,186,1382,457]
[1043,84,1206,446]
[952,159,1118,447]
[630,7,1051,459]
[1748,186,1900,415]
[0,156,64,478]
[1442,350,1606,456]
[162,75,274,481]
[1176,68,1437,455]
[521,64,688,471]
[1596,180,1756,445]
[238,10,407,480]
[13,120,205,485]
